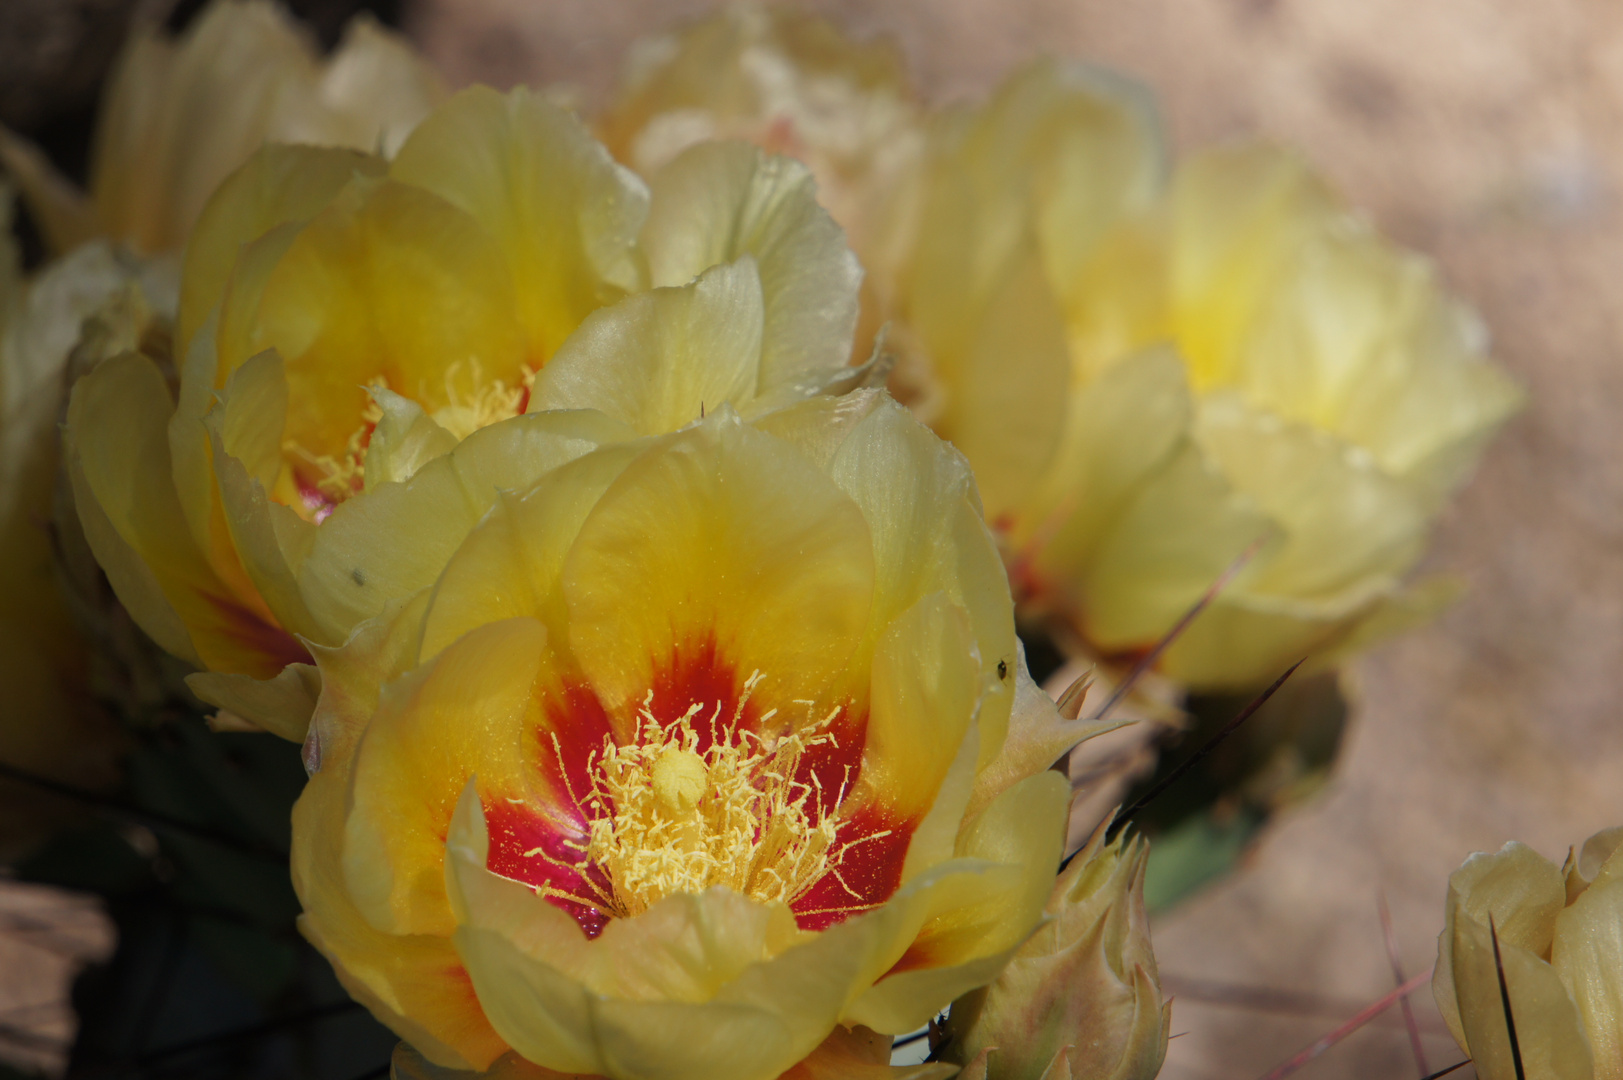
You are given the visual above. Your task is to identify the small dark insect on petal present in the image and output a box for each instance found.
[996,659,1008,680]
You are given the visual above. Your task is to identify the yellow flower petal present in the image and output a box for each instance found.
[390,86,647,361]
[179,143,386,359]
[1434,841,1568,1048]
[1553,880,1623,1080]
[641,141,861,394]
[344,618,550,938]
[531,260,765,435]
[1449,909,1593,1080]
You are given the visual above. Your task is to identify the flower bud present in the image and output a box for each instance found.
[940,821,1169,1080]
[1434,828,1623,1080]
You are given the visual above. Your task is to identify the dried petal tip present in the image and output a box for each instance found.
[939,819,1170,1080]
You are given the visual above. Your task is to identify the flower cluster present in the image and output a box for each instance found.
[601,14,1521,691]
[0,0,1524,1077]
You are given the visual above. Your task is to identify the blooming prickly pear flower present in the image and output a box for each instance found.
[599,5,925,358]
[938,820,1169,1080]
[1433,827,1623,1080]
[292,391,1106,1079]
[896,59,1522,690]
[63,83,864,740]
[0,0,445,258]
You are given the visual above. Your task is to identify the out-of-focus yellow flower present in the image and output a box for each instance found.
[898,60,1522,689]
[292,387,1104,1079]
[599,5,924,356]
[1433,828,1623,1080]
[0,190,138,853]
[0,0,444,258]
[939,820,1168,1080]
[64,83,866,739]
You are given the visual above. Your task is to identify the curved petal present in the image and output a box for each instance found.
[825,397,1016,768]
[179,143,387,357]
[641,141,861,394]
[390,86,648,362]
[66,350,302,676]
[344,618,549,938]
[1434,841,1567,1048]
[1450,910,1593,1080]
[856,592,978,839]
[294,730,507,1070]
[844,771,1069,1034]
[295,409,630,644]
[1553,880,1623,1080]
[418,442,648,662]
[530,260,764,436]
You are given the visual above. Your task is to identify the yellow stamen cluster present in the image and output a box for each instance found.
[284,382,386,503]
[282,362,537,507]
[428,360,537,441]
[542,674,857,919]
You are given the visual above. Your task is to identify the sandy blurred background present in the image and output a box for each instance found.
[6,0,1623,1076]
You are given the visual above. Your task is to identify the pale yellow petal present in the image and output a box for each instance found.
[858,592,979,833]
[293,731,507,1070]
[936,247,1070,522]
[1553,880,1623,1080]
[1080,440,1268,654]
[390,86,648,362]
[186,663,319,743]
[363,388,459,489]
[67,350,303,675]
[1169,144,1336,391]
[1435,841,1567,1047]
[641,141,861,393]
[530,260,764,435]
[297,410,628,644]
[418,443,648,662]
[178,142,386,357]
[1019,348,1189,603]
[825,397,1016,768]
[1449,910,1593,1080]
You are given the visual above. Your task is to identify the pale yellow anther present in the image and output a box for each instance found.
[533,673,871,921]
[651,746,706,817]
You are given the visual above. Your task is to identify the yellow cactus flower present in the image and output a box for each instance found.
[0,0,445,258]
[1433,828,1623,1080]
[898,59,1522,689]
[599,5,924,356]
[63,85,866,739]
[939,821,1169,1080]
[292,391,1103,1079]
[0,190,138,852]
